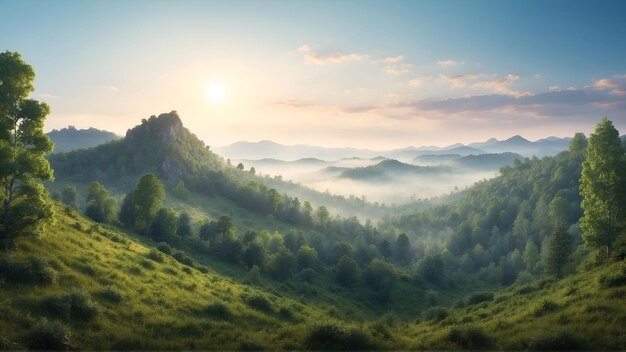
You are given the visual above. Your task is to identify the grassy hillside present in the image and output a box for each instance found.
[1,203,624,350]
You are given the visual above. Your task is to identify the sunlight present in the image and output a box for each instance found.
[206,82,226,103]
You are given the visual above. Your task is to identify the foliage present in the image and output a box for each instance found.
[0,51,55,243]
[43,291,99,320]
[447,326,492,350]
[61,184,77,209]
[545,224,572,278]
[27,319,75,351]
[580,118,626,258]
[0,255,56,285]
[306,323,376,351]
[467,291,494,305]
[85,182,117,223]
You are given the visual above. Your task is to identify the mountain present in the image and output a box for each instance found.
[339,159,450,182]
[452,152,523,170]
[412,154,462,166]
[215,140,380,161]
[47,126,119,153]
[468,135,571,157]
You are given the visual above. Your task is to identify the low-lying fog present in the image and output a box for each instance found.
[235,156,504,204]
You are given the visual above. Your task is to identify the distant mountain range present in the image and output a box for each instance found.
[47,126,119,153]
[216,135,574,161]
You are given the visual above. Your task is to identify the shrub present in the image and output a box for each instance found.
[97,286,125,304]
[278,305,295,321]
[297,268,317,284]
[173,251,194,267]
[467,291,494,305]
[448,326,492,350]
[306,323,376,350]
[528,330,587,351]
[533,299,560,317]
[0,256,57,285]
[203,302,232,320]
[242,294,273,313]
[28,320,75,351]
[598,272,626,288]
[145,249,164,263]
[43,292,99,320]
[423,306,448,321]
[156,242,172,255]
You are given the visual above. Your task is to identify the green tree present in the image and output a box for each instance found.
[267,248,295,280]
[395,233,411,265]
[150,208,177,243]
[242,241,266,269]
[545,224,572,278]
[85,182,117,223]
[0,51,54,244]
[176,211,192,238]
[61,184,77,209]
[296,245,318,270]
[133,173,165,232]
[523,240,540,273]
[335,255,359,287]
[174,180,189,200]
[364,258,397,302]
[580,118,626,258]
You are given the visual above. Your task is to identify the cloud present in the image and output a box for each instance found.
[594,78,617,90]
[438,74,485,88]
[409,76,433,87]
[593,77,626,95]
[437,59,462,67]
[383,63,412,75]
[549,85,559,92]
[470,74,529,97]
[383,55,405,64]
[273,99,314,108]
[297,44,367,64]
[297,44,311,53]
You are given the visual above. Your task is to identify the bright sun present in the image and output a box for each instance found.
[206,82,226,103]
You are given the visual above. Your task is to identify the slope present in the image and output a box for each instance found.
[47,126,119,153]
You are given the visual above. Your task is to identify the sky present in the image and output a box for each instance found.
[1,0,626,149]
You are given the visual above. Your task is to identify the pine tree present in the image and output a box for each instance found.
[545,224,572,278]
[580,118,626,258]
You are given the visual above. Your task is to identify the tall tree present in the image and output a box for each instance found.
[580,118,626,258]
[132,173,165,232]
[176,211,192,238]
[545,224,572,278]
[0,51,54,245]
[61,184,78,209]
[85,182,117,223]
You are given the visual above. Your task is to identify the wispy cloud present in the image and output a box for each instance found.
[297,44,367,64]
[438,73,485,88]
[471,74,530,97]
[594,77,626,95]
[383,55,404,64]
[437,59,462,67]
[409,76,433,87]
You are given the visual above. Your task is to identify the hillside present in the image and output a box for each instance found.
[0,203,624,350]
[47,126,119,153]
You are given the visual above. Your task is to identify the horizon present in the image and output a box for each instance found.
[2,0,626,149]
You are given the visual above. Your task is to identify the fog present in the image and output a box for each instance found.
[237,157,501,205]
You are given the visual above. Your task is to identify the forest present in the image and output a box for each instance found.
[1,45,626,350]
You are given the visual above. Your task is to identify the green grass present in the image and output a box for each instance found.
[1,203,624,350]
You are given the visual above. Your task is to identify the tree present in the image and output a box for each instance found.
[242,241,266,269]
[523,240,540,273]
[85,182,117,223]
[267,248,295,280]
[378,239,392,259]
[61,184,77,209]
[417,254,445,283]
[335,255,359,287]
[0,51,54,244]
[545,224,572,278]
[176,212,192,238]
[132,173,165,232]
[364,258,397,302]
[395,233,411,265]
[296,245,318,270]
[236,162,244,171]
[150,208,177,243]
[174,180,189,200]
[580,118,626,258]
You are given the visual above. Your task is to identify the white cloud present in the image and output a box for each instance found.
[594,78,617,90]
[409,76,433,87]
[383,63,412,75]
[383,55,405,64]
[439,73,485,88]
[297,44,311,53]
[549,85,559,92]
[297,44,367,64]
[437,59,462,67]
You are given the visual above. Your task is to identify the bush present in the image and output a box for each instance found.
[467,291,494,305]
[528,330,587,351]
[533,299,560,317]
[28,320,75,351]
[145,249,164,263]
[297,268,317,284]
[203,302,232,320]
[97,286,125,304]
[448,326,492,350]
[173,251,194,267]
[598,272,626,288]
[242,294,273,313]
[156,242,172,255]
[306,323,376,350]
[0,256,57,285]
[43,292,99,320]
[423,306,448,321]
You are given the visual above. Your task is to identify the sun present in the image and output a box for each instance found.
[206,82,226,103]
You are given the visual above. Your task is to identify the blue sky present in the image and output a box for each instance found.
[1,0,626,148]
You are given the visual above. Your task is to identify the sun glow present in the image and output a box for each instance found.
[206,82,226,103]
